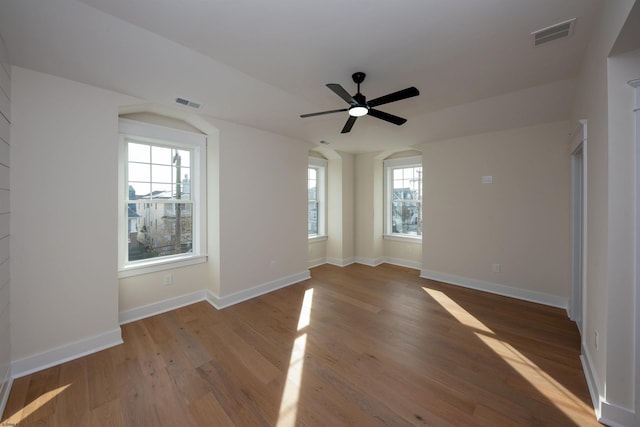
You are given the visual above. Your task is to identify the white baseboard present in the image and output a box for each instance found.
[354,256,384,267]
[11,328,123,379]
[206,270,311,309]
[382,256,422,270]
[119,290,207,325]
[581,344,637,427]
[119,271,311,321]
[420,269,568,309]
[6,270,310,387]
[319,256,421,270]
[0,366,12,419]
[600,401,636,427]
[308,257,327,269]
[326,257,354,267]
[581,344,602,420]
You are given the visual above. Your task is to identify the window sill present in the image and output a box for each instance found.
[118,254,207,278]
[383,234,422,244]
[308,235,328,243]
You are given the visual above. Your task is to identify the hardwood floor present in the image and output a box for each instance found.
[2,264,602,426]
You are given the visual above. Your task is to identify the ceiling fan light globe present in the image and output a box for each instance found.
[349,106,368,117]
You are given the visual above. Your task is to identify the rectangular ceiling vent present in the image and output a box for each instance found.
[175,97,201,109]
[531,18,576,47]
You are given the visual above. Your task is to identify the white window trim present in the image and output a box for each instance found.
[383,234,422,244]
[383,155,422,240]
[118,118,207,277]
[309,157,327,238]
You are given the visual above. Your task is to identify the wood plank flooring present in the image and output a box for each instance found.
[2,263,602,426]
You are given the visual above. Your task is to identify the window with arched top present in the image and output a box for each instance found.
[118,119,207,277]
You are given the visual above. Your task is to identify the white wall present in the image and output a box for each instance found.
[9,67,314,374]
[10,67,137,365]
[605,47,640,413]
[383,239,422,269]
[354,152,384,265]
[308,239,326,268]
[118,263,211,315]
[116,112,218,317]
[326,151,355,266]
[208,118,311,298]
[116,110,311,314]
[0,31,11,412]
[570,0,637,423]
[352,151,423,269]
[420,121,571,305]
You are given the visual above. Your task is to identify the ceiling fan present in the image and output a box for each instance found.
[300,72,420,134]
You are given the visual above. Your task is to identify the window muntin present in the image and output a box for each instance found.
[385,156,422,238]
[128,143,191,199]
[119,119,206,276]
[126,141,193,261]
[308,157,327,238]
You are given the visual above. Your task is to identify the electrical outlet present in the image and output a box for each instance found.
[163,274,173,286]
[492,263,501,273]
[594,330,599,351]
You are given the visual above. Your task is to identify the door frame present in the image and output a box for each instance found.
[569,120,587,334]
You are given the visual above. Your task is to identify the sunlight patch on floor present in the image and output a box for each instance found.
[423,287,493,334]
[423,287,592,423]
[278,288,314,427]
[297,288,314,331]
[2,383,70,425]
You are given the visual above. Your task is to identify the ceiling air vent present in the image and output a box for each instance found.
[531,18,576,47]
[175,97,201,109]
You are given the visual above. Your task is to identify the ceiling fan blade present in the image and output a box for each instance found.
[300,108,348,118]
[368,87,419,108]
[327,83,355,104]
[341,116,357,133]
[368,108,407,126]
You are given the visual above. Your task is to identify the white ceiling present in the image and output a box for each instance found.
[0,0,604,153]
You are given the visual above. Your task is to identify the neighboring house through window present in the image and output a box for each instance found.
[384,155,422,238]
[308,157,327,239]
[118,119,207,277]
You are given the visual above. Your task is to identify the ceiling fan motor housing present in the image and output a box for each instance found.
[352,92,366,106]
[352,72,366,84]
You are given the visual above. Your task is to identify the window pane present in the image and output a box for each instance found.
[177,170,191,200]
[177,149,191,168]
[129,162,150,182]
[128,143,150,163]
[152,145,173,165]
[151,164,173,184]
[308,201,318,234]
[129,182,150,199]
[122,121,204,272]
[151,182,173,195]
[308,166,319,235]
[390,165,422,236]
[127,201,193,261]
[392,201,420,235]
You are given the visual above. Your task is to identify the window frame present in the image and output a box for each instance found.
[383,155,423,240]
[308,157,327,241]
[118,118,207,277]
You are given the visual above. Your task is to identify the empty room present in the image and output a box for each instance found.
[0,0,639,426]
